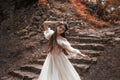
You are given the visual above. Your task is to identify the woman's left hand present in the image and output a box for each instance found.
[83,55,91,60]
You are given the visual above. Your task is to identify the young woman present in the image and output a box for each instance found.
[38,21,90,80]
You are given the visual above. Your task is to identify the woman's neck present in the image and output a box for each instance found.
[57,35,66,40]
[57,34,61,36]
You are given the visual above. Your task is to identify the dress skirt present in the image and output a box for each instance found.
[38,52,81,80]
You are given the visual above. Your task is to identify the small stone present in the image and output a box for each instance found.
[16,29,28,36]
[1,76,8,80]
[29,32,37,37]
[20,35,30,40]
[33,16,41,21]
[114,37,120,41]
[75,28,81,32]
[114,37,120,42]
[69,27,74,30]
[105,32,115,36]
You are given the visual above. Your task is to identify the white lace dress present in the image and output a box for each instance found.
[38,28,85,80]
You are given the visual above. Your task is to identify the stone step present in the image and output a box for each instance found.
[33,59,45,65]
[68,57,97,64]
[73,63,90,73]
[2,77,21,80]
[80,50,102,57]
[39,53,48,59]
[40,49,101,59]
[1,76,21,80]
[67,36,103,43]
[19,63,90,75]
[34,56,97,65]
[66,33,101,38]
[9,70,38,79]
[20,64,42,74]
[71,43,105,51]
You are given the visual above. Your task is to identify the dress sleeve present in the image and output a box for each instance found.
[60,38,85,57]
[44,28,54,40]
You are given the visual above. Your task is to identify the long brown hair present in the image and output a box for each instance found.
[48,23,68,52]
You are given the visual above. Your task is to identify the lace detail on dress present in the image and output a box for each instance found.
[44,28,54,40]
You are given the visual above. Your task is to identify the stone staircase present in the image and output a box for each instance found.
[1,32,106,80]
[1,4,108,80]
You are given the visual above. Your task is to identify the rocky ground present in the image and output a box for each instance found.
[84,42,120,80]
[0,0,39,78]
[83,27,120,80]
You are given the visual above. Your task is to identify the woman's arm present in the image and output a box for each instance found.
[43,21,63,40]
[43,21,64,31]
[61,39,91,60]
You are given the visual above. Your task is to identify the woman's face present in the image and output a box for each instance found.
[57,24,65,35]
